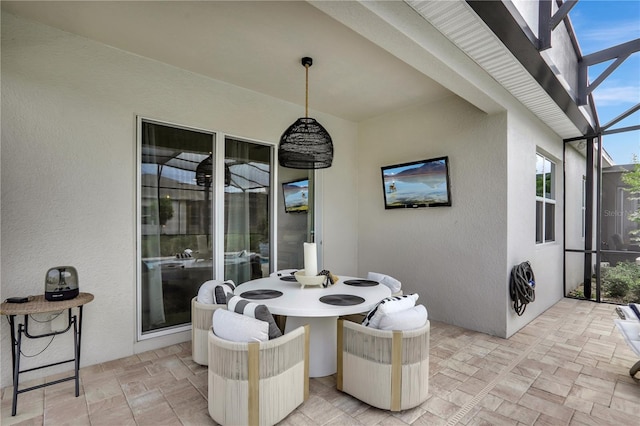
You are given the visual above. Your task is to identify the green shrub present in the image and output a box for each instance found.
[602,261,640,300]
[627,274,640,303]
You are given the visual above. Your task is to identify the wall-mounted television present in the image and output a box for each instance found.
[282,179,309,213]
[381,156,452,209]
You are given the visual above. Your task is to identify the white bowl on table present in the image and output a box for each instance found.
[294,270,326,288]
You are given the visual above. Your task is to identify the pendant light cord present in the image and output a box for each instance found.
[305,63,309,118]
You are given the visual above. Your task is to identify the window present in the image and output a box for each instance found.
[536,153,556,243]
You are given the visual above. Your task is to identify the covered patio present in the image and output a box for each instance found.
[2,1,640,424]
[2,298,638,425]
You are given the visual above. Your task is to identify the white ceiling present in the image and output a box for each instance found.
[1,0,453,122]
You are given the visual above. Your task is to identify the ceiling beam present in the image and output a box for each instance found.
[578,39,640,106]
[538,0,578,51]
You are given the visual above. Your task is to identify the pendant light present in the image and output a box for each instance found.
[278,57,334,169]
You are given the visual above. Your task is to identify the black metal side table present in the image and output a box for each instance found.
[0,292,94,416]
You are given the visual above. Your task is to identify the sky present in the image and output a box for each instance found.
[569,0,640,164]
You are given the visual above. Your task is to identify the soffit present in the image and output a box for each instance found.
[406,0,587,139]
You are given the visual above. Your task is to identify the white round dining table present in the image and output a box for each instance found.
[234,274,391,377]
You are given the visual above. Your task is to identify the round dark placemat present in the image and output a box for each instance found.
[280,276,297,282]
[343,279,379,287]
[319,294,365,306]
[239,290,283,300]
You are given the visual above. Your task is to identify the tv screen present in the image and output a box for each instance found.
[381,156,451,209]
[282,179,309,213]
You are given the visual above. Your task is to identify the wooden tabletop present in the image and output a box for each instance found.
[1,293,94,316]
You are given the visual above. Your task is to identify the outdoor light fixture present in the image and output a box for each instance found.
[278,57,333,169]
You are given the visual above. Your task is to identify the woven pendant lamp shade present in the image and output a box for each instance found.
[279,57,333,169]
[279,117,333,169]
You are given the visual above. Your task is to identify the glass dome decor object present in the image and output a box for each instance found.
[45,266,79,301]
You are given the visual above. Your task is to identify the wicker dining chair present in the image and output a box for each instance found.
[336,318,430,411]
[191,297,225,366]
[208,324,310,426]
[269,269,298,277]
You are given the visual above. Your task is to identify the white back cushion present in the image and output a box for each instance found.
[212,309,268,342]
[197,280,217,304]
[197,280,236,304]
[270,269,298,277]
[363,293,419,328]
[226,294,282,339]
[377,304,428,331]
[367,272,402,294]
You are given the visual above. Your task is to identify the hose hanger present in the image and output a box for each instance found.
[510,261,535,316]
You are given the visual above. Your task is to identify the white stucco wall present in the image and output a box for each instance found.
[506,109,565,337]
[0,13,358,387]
[356,94,569,338]
[511,0,540,38]
[357,97,510,336]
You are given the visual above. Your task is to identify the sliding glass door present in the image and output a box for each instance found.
[139,120,216,334]
[224,137,271,283]
[138,120,280,337]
